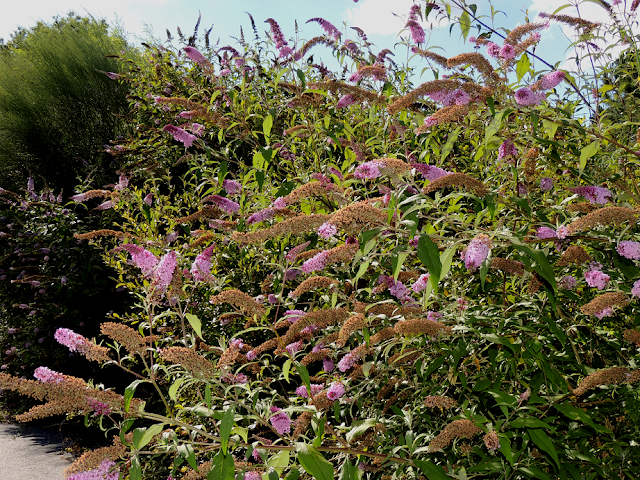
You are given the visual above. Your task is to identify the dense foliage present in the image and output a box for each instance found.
[0,13,134,193]
[3,1,640,479]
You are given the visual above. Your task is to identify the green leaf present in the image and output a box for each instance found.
[414,459,450,480]
[528,428,560,469]
[511,241,557,292]
[207,452,235,480]
[498,434,513,465]
[518,466,552,480]
[542,119,559,139]
[555,404,611,433]
[516,53,531,81]
[220,407,235,454]
[135,423,164,450]
[391,251,409,281]
[295,362,311,394]
[129,456,142,480]
[283,358,292,381]
[439,247,456,281]
[346,418,378,443]
[263,113,273,142]
[579,140,599,177]
[267,449,290,474]
[124,379,146,414]
[417,235,442,288]
[440,127,462,162]
[218,161,228,183]
[285,469,302,480]
[339,457,360,480]
[459,11,471,40]
[295,443,334,480]
[510,417,552,429]
[178,444,198,471]
[185,313,203,339]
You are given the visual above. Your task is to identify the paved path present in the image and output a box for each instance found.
[0,422,73,480]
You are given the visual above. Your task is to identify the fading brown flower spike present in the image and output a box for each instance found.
[64,435,128,478]
[394,318,452,336]
[490,257,525,276]
[566,206,638,234]
[539,12,600,32]
[210,289,266,317]
[160,347,216,377]
[422,172,489,197]
[100,322,156,356]
[327,201,388,234]
[428,419,482,452]
[556,245,592,267]
[74,229,133,241]
[580,292,629,316]
[623,329,640,347]
[447,53,496,80]
[289,276,339,299]
[338,313,366,346]
[283,182,345,205]
[232,214,331,245]
[424,395,457,410]
[309,80,385,105]
[572,366,630,396]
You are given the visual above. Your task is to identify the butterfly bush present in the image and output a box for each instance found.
[5,3,640,480]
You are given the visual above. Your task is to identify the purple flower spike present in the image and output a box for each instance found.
[162,124,197,147]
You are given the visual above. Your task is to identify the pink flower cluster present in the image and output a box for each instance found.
[426,89,471,106]
[405,5,425,44]
[247,208,276,225]
[412,273,431,293]
[183,46,209,66]
[540,177,554,191]
[301,251,329,273]
[497,139,518,161]
[617,241,640,260]
[337,94,355,108]
[632,279,640,298]
[307,17,341,40]
[569,186,613,205]
[318,222,338,240]
[296,384,324,398]
[67,459,119,480]
[154,251,177,292]
[411,163,451,181]
[34,366,65,384]
[202,195,241,214]
[486,42,516,60]
[222,179,242,195]
[54,328,91,353]
[162,124,197,147]
[584,264,610,290]
[539,71,566,90]
[338,345,364,372]
[86,397,112,416]
[269,406,292,435]
[191,244,215,281]
[463,235,491,271]
[327,382,346,400]
[285,242,310,262]
[514,87,546,106]
[266,18,295,59]
[354,161,381,179]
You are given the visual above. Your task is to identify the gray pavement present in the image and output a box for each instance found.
[0,422,73,480]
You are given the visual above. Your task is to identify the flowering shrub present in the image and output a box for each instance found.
[3,1,640,479]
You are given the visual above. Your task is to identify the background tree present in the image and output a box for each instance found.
[0,13,136,194]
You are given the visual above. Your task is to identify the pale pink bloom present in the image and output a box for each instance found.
[515,87,544,106]
[272,197,287,209]
[422,116,439,127]
[536,227,557,240]
[246,350,257,361]
[411,163,451,181]
[222,179,242,195]
[247,208,276,225]
[296,384,324,398]
[86,397,112,416]
[301,251,328,273]
[631,279,640,298]
[54,328,90,353]
[463,235,491,271]
[499,44,516,60]
[285,341,303,355]
[183,46,209,66]
[154,251,177,291]
[584,269,610,290]
[329,167,344,180]
[121,244,159,277]
[191,244,215,281]
[486,42,500,58]
[307,17,341,40]
[318,222,338,240]
[498,139,518,160]
[617,241,640,260]
[95,200,114,210]
[337,94,355,108]
[327,382,346,400]
[269,406,291,435]
[539,71,565,90]
[202,195,241,214]
[163,124,197,147]
[569,186,613,204]
[406,20,425,44]
[559,275,576,290]
[285,241,310,262]
[540,177,553,191]
[412,273,431,293]
[285,310,306,323]
[443,89,471,106]
[34,366,64,384]
[323,357,334,372]
[594,307,614,319]
[354,161,381,179]
[143,193,153,206]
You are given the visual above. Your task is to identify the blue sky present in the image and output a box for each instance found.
[0,0,629,79]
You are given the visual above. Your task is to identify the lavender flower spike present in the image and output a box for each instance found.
[307,18,342,40]
[202,195,241,214]
[162,124,197,147]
